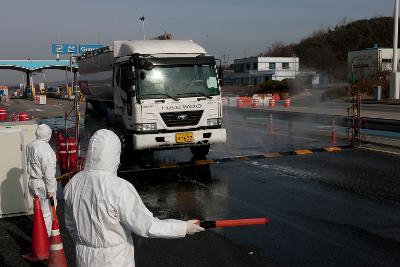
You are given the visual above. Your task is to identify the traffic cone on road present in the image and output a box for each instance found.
[22,195,50,261]
[48,198,68,267]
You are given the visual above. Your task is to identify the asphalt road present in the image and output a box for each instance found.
[1,103,400,267]
[121,107,400,267]
[127,148,400,267]
[119,107,400,267]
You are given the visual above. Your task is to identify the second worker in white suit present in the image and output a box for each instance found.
[26,123,57,236]
[64,129,204,267]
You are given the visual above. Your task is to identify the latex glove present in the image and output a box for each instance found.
[186,220,205,235]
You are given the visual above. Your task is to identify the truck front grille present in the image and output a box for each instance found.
[160,110,204,127]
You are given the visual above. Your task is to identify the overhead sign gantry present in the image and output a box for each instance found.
[0,43,104,94]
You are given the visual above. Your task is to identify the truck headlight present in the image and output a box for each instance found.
[207,118,222,126]
[134,123,157,131]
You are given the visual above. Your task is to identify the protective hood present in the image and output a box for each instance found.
[84,129,121,174]
[35,124,52,142]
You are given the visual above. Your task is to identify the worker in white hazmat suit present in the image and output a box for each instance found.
[26,123,57,237]
[64,129,204,267]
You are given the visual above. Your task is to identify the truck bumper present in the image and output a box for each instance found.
[133,128,226,150]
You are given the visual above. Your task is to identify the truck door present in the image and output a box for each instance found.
[113,65,123,117]
[114,63,134,125]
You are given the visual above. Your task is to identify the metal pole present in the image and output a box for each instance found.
[142,21,146,40]
[43,70,46,89]
[65,66,68,96]
[70,54,73,97]
[73,71,79,145]
[140,16,146,40]
[293,53,295,77]
[31,73,35,97]
[391,0,400,99]
[393,0,399,73]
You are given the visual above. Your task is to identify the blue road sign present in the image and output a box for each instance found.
[79,44,104,54]
[52,44,104,55]
[52,44,79,54]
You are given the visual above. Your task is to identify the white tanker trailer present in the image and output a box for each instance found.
[78,40,226,158]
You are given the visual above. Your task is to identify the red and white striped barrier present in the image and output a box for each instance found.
[226,95,291,109]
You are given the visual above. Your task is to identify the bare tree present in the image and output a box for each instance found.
[259,42,294,57]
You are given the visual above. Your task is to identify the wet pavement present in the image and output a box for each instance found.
[132,149,400,266]
[1,101,400,266]
[118,107,400,267]
[0,98,84,120]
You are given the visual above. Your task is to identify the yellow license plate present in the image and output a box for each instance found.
[176,132,194,143]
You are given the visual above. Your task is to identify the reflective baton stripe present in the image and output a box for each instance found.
[51,229,60,236]
[58,150,77,154]
[59,142,77,146]
[50,243,63,251]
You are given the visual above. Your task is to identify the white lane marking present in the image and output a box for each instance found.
[367,135,400,142]
[362,147,400,155]
[272,132,319,141]
[248,160,319,179]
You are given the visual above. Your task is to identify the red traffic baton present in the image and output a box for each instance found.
[199,217,269,229]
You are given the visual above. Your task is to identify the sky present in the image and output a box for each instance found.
[0,0,394,84]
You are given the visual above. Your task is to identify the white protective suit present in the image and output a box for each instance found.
[64,129,187,267]
[26,123,57,236]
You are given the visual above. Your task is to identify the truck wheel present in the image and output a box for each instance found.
[114,128,131,159]
[137,150,155,166]
[190,145,210,159]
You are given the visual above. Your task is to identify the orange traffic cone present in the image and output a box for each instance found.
[22,195,50,261]
[48,198,68,267]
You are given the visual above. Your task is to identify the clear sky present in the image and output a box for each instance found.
[0,0,394,84]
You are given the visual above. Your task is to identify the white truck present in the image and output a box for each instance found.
[79,40,226,158]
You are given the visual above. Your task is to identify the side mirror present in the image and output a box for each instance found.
[127,71,136,80]
[144,61,154,70]
[127,71,136,86]
[140,71,146,80]
[139,59,154,70]
[215,58,224,87]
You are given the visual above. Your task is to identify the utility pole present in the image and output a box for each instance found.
[65,66,68,96]
[140,16,146,40]
[69,54,73,96]
[390,0,400,99]
[292,52,297,77]
[221,52,230,71]
[43,70,46,90]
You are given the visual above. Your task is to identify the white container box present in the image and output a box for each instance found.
[0,121,37,217]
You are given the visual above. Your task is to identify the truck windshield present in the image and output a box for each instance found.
[137,65,219,99]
